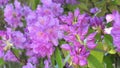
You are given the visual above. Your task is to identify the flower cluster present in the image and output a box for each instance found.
[52,0,79,5]
[1,0,64,68]
[60,9,97,66]
[107,11,120,52]
[4,0,23,28]
[0,0,120,68]
[25,0,63,60]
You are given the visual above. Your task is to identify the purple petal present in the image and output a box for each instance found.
[87,41,97,49]
[72,56,79,64]
[79,59,87,66]
[61,44,71,50]
[74,8,80,18]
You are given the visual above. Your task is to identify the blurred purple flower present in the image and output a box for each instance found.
[41,0,53,6]
[28,57,38,64]
[104,27,113,34]
[44,60,50,68]
[86,32,97,49]
[36,2,63,17]
[106,14,113,23]
[90,7,100,14]
[4,50,18,62]
[52,0,79,5]
[33,42,54,58]
[4,0,23,28]
[90,16,104,29]
[0,46,4,58]
[0,0,9,7]
[111,11,120,52]
[11,31,26,49]
[22,63,35,68]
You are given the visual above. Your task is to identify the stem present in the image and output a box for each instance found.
[10,48,21,62]
[10,48,26,65]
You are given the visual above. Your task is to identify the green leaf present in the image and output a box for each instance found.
[29,0,40,10]
[39,58,44,68]
[88,54,104,68]
[78,3,88,11]
[104,34,114,48]
[51,53,55,67]
[91,42,104,63]
[104,55,114,68]
[115,0,120,5]
[55,47,63,68]
[59,40,67,46]
[0,58,4,66]
[95,33,101,42]
[11,48,20,58]
[108,49,116,54]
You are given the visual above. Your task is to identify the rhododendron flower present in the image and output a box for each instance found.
[22,63,35,68]
[4,50,18,62]
[4,0,23,28]
[106,14,113,23]
[90,7,100,14]
[52,0,79,5]
[111,11,120,51]
[86,32,97,49]
[61,44,90,66]
[11,31,26,49]
[90,16,104,29]
[104,27,113,34]
[0,0,9,7]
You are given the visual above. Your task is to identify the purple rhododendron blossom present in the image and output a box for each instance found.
[11,31,26,49]
[4,50,18,62]
[106,14,113,23]
[22,63,35,68]
[60,8,97,66]
[86,32,97,49]
[33,42,54,58]
[0,0,116,67]
[61,43,90,66]
[90,16,104,29]
[0,46,4,58]
[90,7,100,14]
[4,0,23,28]
[44,60,50,68]
[52,0,79,5]
[111,11,120,51]
[0,0,9,7]
[28,57,38,64]
[24,0,64,59]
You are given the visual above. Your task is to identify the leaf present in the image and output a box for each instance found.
[0,58,4,66]
[55,47,63,68]
[88,54,104,68]
[59,40,67,46]
[115,0,120,5]
[108,49,116,54]
[95,33,101,42]
[39,58,44,68]
[11,48,20,58]
[51,53,55,67]
[91,42,104,63]
[104,34,114,48]
[29,0,40,10]
[78,3,88,11]
[104,55,114,68]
